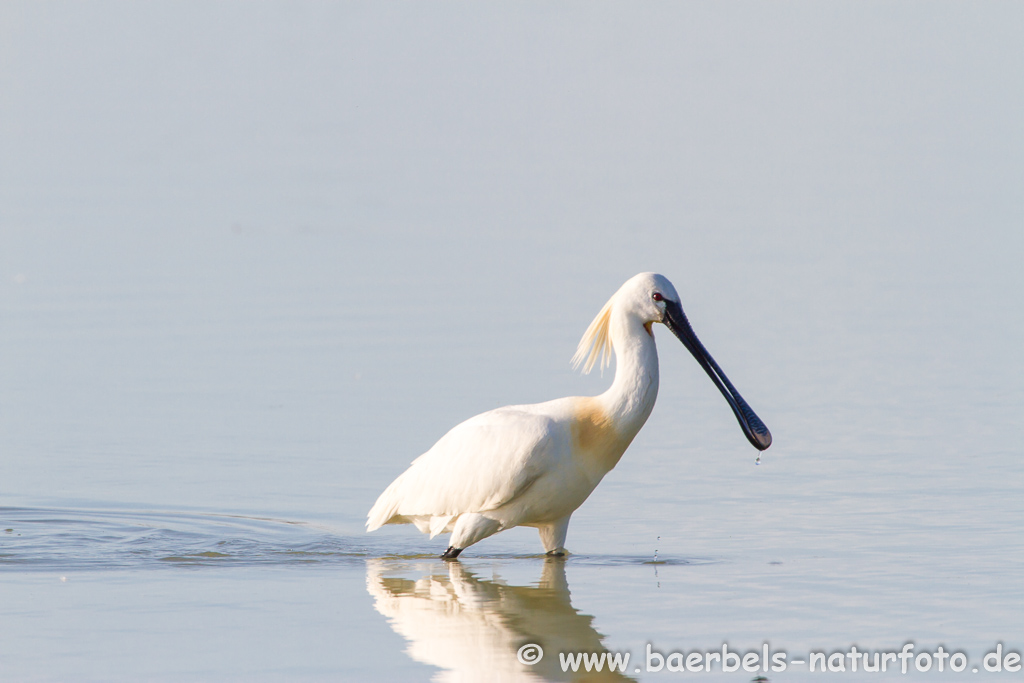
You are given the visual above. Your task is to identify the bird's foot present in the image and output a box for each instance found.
[441,546,463,560]
[545,549,567,558]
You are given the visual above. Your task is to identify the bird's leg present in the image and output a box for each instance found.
[538,515,571,556]
[450,513,501,551]
[441,546,463,560]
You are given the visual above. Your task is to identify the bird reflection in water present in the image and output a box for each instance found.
[366,558,634,682]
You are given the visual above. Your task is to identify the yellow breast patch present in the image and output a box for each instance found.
[571,397,620,455]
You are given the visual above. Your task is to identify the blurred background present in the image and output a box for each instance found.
[1,2,1022,681]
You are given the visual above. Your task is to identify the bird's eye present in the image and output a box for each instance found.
[652,292,664,302]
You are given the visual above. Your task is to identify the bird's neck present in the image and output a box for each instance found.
[598,309,660,438]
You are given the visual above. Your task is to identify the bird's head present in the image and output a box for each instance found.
[575,272,772,452]
[613,272,683,329]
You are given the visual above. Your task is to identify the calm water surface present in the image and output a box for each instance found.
[2,3,1023,681]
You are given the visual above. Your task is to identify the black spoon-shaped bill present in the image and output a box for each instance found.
[662,300,772,451]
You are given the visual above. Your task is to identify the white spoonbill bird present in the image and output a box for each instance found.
[367,273,771,559]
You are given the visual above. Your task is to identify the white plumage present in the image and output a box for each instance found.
[367,272,771,558]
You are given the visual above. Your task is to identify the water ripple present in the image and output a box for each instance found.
[0,507,711,571]
[0,507,372,570]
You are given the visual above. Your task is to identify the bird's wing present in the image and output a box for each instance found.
[367,406,565,529]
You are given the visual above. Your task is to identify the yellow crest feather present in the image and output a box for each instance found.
[571,298,614,374]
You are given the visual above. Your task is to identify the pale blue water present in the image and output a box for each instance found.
[2,3,1023,681]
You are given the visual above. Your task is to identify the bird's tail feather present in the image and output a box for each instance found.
[366,485,400,532]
